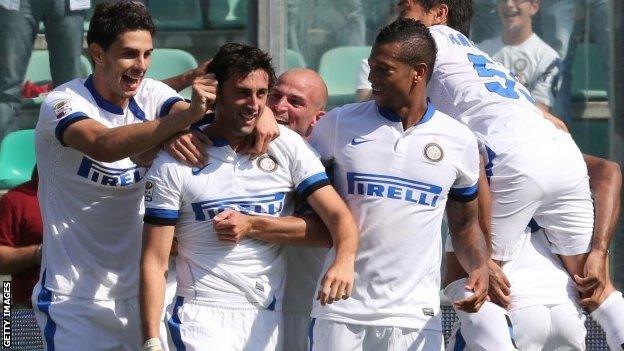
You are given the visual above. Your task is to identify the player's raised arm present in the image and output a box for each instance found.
[62,76,216,163]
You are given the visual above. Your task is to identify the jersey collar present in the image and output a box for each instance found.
[84,75,145,120]
[377,98,436,125]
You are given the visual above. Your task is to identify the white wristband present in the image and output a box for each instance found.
[142,337,162,351]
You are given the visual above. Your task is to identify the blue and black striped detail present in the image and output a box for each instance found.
[449,184,479,202]
[296,172,330,200]
[55,112,90,146]
[144,208,180,225]
[159,96,184,118]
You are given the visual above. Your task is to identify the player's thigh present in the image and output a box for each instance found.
[390,328,443,351]
[488,150,544,261]
[166,298,281,351]
[533,136,593,257]
[32,285,139,351]
[310,318,365,351]
[547,304,586,351]
[509,305,551,351]
[283,310,312,351]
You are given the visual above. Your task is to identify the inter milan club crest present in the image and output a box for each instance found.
[257,155,278,173]
[423,143,444,162]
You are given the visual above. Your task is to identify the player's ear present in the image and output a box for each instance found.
[434,4,449,25]
[88,43,105,66]
[412,62,428,85]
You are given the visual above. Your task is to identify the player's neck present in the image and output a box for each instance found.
[393,98,429,130]
[502,26,533,46]
[91,75,130,109]
[205,118,246,152]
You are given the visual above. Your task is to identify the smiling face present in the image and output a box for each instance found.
[498,0,538,33]
[217,69,270,138]
[268,70,326,138]
[368,42,416,109]
[90,30,153,104]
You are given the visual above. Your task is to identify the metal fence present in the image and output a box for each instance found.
[7,306,609,350]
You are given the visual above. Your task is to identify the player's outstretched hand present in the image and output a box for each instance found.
[317,258,355,306]
[454,266,488,313]
[487,259,511,309]
[241,107,279,158]
[165,130,211,168]
[189,74,217,120]
[213,209,252,244]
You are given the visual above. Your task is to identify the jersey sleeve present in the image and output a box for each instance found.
[530,55,560,108]
[143,152,187,226]
[39,91,94,147]
[449,134,480,202]
[308,107,338,162]
[284,132,331,200]
[137,79,185,119]
[356,59,372,90]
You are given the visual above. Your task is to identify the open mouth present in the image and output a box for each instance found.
[121,73,144,91]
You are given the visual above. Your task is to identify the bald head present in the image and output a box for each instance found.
[268,68,328,138]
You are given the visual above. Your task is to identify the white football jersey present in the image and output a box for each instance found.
[143,125,329,309]
[309,100,479,330]
[503,223,577,310]
[36,76,183,300]
[478,34,560,108]
[427,25,559,155]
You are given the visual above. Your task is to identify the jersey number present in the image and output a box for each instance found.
[467,53,534,102]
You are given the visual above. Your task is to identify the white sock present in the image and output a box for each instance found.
[590,290,624,350]
[443,278,517,351]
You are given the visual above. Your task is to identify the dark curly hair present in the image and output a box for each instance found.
[375,18,437,81]
[206,43,276,90]
[87,1,155,51]
[408,0,473,36]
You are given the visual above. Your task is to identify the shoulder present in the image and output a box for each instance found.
[43,79,92,108]
[150,150,190,174]
[430,108,476,141]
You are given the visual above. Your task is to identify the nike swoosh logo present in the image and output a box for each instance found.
[191,163,211,175]
[351,138,372,146]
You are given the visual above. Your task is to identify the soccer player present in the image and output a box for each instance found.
[358,1,624,349]
[139,43,359,351]
[31,2,274,349]
[308,19,489,350]
[268,68,332,351]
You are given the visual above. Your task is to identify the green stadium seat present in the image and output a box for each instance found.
[286,49,306,69]
[0,130,36,189]
[22,51,92,108]
[25,51,92,84]
[571,42,608,102]
[208,0,247,29]
[147,49,198,99]
[148,0,204,30]
[318,46,371,107]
